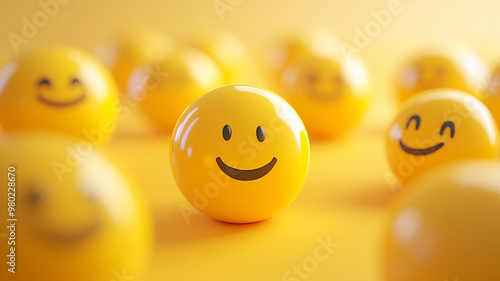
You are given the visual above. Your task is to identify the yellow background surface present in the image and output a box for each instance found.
[2,0,500,280]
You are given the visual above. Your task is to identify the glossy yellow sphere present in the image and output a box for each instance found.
[189,31,250,83]
[0,46,119,143]
[278,53,371,139]
[382,160,500,281]
[170,85,310,223]
[0,132,152,281]
[94,28,171,93]
[386,89,498,183]
[265,28,339,79]
[127,48,224,133]
[397,48,488,103]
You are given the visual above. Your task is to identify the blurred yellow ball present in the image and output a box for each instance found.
[0,132,152,281]
[170,85,310,223]
[189,31,250,83]
[127,48,223,133]
[95,28,172,93]
[386,89,498,183]
[0,46,118,144]
[265,27,340,79]
[396,47,488,103]
[279,53,371,139]
[382,160,500,281]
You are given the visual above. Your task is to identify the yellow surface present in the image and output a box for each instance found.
[2,0,500,280]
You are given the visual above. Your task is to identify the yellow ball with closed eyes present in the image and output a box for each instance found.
[0,46,118,143]
[170,85,310,223]
[0,132,152,281]
[386,89,499,184]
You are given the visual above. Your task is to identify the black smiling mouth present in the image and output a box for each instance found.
[216,157,278,181]
[399,139,444,156]
[37,93,86,107]
[39,218,102,244]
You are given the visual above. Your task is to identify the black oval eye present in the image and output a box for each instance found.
[28,190,43,205]
[256,126,265,142]
[307,73,318,84]
[38,78,51,87]
[71,78,81,85]
[440,121,455,138]
[222,125,231,141]
[334,75,344,85]
[406,115,421,130]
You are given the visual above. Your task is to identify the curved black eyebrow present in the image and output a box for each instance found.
[406,114,421,130]
[440,121,455,138]
[71,78,81,85]
[38,78,51,87]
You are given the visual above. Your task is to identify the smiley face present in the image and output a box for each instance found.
[37,77,86,107]
[170,85,310,223]
[398,115,455,155]
[216,125,278,181]
[0,133,152,281]
[386,89,499,181]
[279,54,371,139]
[127,48,223,133]
[397,49,488,103]
[0,46,118,143]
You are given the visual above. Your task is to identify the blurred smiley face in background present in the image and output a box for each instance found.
[0,132,152,281]
[386,89,499,182]
[170,85,310,223]
[127,48,223,133]
[278,53,371,139]
[397,47,488,103]
[0,46,119,143]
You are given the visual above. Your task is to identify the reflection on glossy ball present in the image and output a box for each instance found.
[0,132,152,281]
[279,53,371,139]
[383,160,500,281]
[0,46,118,143]
[481,65,500,130]
[170,85,310,223]
[127,48,223,133]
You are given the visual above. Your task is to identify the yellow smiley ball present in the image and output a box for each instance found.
[386,89,498,183]
[127,48,223,133]
[170,85,310,223]
[0,132,151,281]
[278,54,371,139]
[94,28,172,93]
[189,31,250,83]
[397,48,488,103]
[382,160,500,281]
[0,46,118,143]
